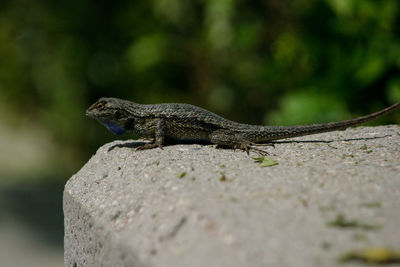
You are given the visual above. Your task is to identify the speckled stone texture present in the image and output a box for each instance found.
[64,126,400,267]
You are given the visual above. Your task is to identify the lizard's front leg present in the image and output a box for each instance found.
[136,119,165,150]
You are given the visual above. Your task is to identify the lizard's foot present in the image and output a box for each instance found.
[247,142,274,155]
[216,142,252,154]
[234,142,251,154]
[136,143,163,150]
[210,130,270,155]
[249,146,270,156]
[216,141,270,155]
[234,142,270,156]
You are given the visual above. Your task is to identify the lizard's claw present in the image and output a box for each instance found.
[250,146,270,156]
[136,143,159,150]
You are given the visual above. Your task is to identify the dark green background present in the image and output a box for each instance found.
[0,0,399,259]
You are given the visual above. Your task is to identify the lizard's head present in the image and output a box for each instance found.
[86,97,132,135]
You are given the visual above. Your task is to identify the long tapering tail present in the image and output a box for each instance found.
[258,102,400,141]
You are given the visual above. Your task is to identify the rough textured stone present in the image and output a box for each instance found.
[64,126,400,267]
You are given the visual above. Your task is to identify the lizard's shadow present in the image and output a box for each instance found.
[108,141,147,151]
[107,139,210,152]
[271,134,392,144]
[107,134,392,152]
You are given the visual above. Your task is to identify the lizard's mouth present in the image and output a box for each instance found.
[85,108,96,118]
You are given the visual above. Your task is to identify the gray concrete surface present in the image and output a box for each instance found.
[64,126,400,267]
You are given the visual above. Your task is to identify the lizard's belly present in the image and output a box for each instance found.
[165,123,211,143]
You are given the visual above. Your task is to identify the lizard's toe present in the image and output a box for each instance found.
[250,146,270,156]
[136,143,158,150]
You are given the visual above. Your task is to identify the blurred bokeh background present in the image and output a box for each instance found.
[0,0,399,265]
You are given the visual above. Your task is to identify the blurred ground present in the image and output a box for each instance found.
[0,215,63,267]
[0,118,65,266]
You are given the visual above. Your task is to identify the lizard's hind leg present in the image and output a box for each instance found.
[210,130,269,155]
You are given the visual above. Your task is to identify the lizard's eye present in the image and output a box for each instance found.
[94,101,106,110]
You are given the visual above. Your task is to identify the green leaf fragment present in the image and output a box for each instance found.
[327,214,380,230]
[361,201,381,208]
[360,144,373,153]
[360,144,368,150]
[219,173,227,182]
[178,172,186,178]
[253,156,278,167]
[339,247,400,264]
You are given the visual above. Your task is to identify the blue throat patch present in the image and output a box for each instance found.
[103,122,126,135]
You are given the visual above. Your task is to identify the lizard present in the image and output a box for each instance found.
[86,97,400,153]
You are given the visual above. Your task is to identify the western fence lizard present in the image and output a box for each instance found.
[86,97,400,153]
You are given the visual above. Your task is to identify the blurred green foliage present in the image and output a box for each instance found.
[0,0,400,179]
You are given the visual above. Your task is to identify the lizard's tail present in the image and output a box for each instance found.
[258,102,400,141]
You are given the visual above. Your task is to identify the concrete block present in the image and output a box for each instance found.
[64,126,400,267]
